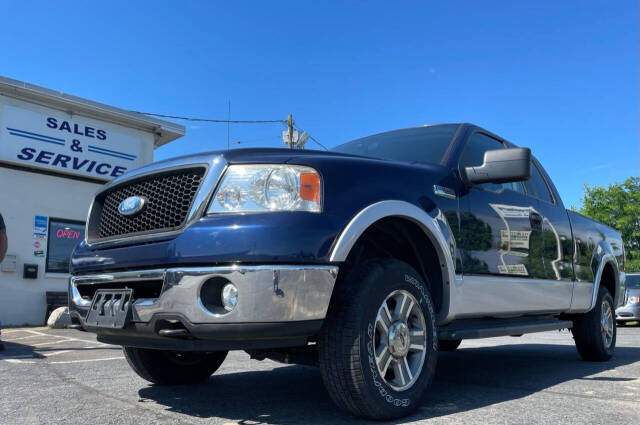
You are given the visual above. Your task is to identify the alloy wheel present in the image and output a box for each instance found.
[374,289,427,391]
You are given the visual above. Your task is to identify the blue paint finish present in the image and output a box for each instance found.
[71,213,347,273]
[71,140,462,274]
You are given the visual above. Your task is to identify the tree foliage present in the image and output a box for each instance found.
[579,177,640,271]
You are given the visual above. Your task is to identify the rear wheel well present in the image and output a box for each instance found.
[338,217,445,314]
[600,262,617,301]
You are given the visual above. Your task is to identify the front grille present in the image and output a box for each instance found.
[76,280,164,301]
[93,167,205,241]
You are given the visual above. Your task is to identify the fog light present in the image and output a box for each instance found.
[221,283,238,311]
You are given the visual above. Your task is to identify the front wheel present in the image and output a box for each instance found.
[319,259,438,420]
[123,347,228,384]
[572,286,616,362]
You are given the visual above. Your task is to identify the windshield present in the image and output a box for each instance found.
[332,124,459,164]
[627,275,640,289]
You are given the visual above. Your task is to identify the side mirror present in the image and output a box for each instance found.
[464,147,531,185]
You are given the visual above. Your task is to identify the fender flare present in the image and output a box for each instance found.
[329,200,456,323]
[589,243,621,311]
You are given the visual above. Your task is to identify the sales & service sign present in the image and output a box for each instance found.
[0,103,142,180]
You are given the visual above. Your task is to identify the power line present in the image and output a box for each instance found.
[133,111,286,124]
[134,110,329,150]
[294,125,329,150]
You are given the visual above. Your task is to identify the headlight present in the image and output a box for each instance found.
[208,164,321,213]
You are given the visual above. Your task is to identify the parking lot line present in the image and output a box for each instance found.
[0,329,30,335]
[2,334,43,341]
[48,356,125,364]
[21,329,112,346]
[2,355,125,364]
[42,350,72,357]
[31,338,74,347]
[23,329,53,337]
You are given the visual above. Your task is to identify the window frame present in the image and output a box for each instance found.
[525,159,557,205]
[45,217,86,274]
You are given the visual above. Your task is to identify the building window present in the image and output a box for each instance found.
[45,218,85,274]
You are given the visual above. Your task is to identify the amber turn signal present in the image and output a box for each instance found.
[300,172,321,204]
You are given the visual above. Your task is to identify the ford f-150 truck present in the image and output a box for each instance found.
[69,123,626,420]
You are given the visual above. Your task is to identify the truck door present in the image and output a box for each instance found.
[457,131,549,316]
[522,159,574,308]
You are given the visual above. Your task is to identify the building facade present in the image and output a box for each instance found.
[0,76,184,326]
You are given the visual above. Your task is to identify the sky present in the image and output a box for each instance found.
[0,1,637,208]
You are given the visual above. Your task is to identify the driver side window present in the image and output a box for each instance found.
[460,133,526,194]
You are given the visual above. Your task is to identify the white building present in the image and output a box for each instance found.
[0,76,185,326]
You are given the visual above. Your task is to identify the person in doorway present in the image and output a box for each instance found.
[0,213,6,351]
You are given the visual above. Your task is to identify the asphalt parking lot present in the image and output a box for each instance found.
[1,326,639,425]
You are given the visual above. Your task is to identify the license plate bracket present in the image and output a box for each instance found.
[85,289,133,329]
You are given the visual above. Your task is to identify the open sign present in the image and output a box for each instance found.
[56,228,80,239]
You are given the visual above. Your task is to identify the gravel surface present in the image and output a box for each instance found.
[1,326,639,424]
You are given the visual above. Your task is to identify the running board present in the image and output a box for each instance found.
[438,316,573,341]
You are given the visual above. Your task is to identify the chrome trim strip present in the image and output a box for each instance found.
[328,200,456,323]
[70,278,91,307]
[71,265,339,323]
[71,269,166,285]
[85,154,227,247]
[453,275,573,318]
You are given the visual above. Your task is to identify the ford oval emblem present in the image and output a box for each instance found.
[118,196,146,216]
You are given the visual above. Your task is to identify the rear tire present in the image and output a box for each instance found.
[319,259,438,420]
[123,347,228,384]
[572,286,616,362]
[438,339,462,352]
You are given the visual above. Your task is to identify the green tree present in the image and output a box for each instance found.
[579,177,640,272]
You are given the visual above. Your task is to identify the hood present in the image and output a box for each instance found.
[101,146,447,197]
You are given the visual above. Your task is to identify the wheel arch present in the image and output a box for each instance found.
[589,242,621,311]
[329,200,456,323]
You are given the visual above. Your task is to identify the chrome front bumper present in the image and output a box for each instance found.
[70,265,339,325]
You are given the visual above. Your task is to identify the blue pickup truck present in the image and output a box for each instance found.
[69,123,626,420]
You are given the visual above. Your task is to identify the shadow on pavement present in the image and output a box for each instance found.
[137,343,640,424]
[0,340,120,358]
[0,341,46,359]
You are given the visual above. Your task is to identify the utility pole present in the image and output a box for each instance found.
[227,100,231,150]
[282,114,301,148]
[287,114,294,149]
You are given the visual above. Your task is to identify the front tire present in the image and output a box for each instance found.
[123,347,228,384]
[572,286,616,362]
[319,259,438,420]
